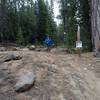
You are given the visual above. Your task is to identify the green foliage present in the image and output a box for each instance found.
[58,0,91,52]
[37,0,48,35]
[0,0,92,52]
[0,0,57,45]
[80,0,92,51]
[65,32,76,48]
[67,48,76,54]
[16,28,24,45]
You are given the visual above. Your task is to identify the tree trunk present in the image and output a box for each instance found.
[91,0,100,56]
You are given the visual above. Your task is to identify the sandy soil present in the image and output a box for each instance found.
[0,51,100,100]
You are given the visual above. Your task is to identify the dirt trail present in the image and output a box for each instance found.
[0,51,100,100]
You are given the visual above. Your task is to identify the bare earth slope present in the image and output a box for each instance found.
[0,51,100,100]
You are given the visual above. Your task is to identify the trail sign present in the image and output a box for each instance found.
[76,41,82,48]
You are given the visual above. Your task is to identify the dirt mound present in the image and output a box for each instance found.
[0,51,100,100]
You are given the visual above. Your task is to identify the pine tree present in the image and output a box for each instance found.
[58,0,91,51]
[16,28,24,45]
[37,0,48,42]
[0,0,57,44]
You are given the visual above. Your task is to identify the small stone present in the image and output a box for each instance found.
[22,48,29,51]
[84,68,87,71]
[29,45,36,50]
[89,64,91,66]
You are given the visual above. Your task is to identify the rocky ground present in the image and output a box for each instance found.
[0,47,100,100]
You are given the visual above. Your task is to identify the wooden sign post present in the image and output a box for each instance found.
[76,25,82,57]
[77,25,80,41]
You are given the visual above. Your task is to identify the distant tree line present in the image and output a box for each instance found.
[0,0,57,45]
[1,0,99,54]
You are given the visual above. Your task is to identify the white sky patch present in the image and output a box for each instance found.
[54,0,61,25]
[33,0,61,25]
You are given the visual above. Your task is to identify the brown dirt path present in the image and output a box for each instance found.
[0,51,100,100]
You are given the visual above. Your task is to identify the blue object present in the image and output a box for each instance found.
[44,37,54,47]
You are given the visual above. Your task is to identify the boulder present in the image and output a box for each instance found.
[5,53,22,62]
[15,72,36,92]
[0,53,22,63]
[0,47,6,51]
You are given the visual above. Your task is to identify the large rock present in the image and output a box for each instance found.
[15,72,36,92]
[0,47,6,51]
[0,53,22,62]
